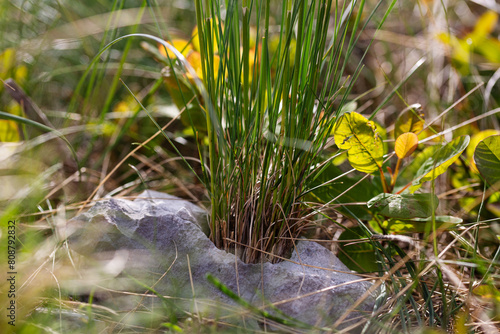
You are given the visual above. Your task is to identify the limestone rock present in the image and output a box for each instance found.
[67,190,377,330]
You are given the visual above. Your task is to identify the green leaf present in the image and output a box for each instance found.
[475,38,500,63]
[382,216,462,233]
[161,323,183,332]
[338,227,379,273]
[394,109,424,139]
[181,105,207,132]
[367,193,439,219]
[474,135,500,190]
[333,112,384,174]
[410,135,470,192]
[309,163,381,220]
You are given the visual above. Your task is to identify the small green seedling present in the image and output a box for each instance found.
[333,111,470,196]
[329,111,471,270]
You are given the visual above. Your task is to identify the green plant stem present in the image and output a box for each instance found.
[290,0,305,143]
[242,0,250,127]
[101,5,146,121]
[195,0,218,246]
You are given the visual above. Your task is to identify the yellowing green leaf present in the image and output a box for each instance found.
[436,32,470,66]
[332,152,347,166]
[395,145,439,191]
[475,38,500,63]
[454,310,469,334]
[99,120,117,137]
[467,130,500,173]
[470,11,498,41]
[474,135,500,190]
[162,322,184,332]
[186,51,221,80]
[410,136,470,192]
[0,48,16,78]
[394,109,424,138]
[467,11,500,63]
[161,66,208,133]
[473,284,500,303]
[0,49,27,93]
[437,11,500,73]
[395,132,419,159]
[374,120,388,154]
[333,112,384,174]
[0,103,22,142]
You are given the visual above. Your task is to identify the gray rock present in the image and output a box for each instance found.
[67,190,377,330]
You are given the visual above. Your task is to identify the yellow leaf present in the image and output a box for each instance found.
[0,48,17,93]
[113,101,130,113]
[191,25,202,52]
[470,11,498,41]
[436,32,471,73]
[186,51,221,81]
[0,120,20,142]
[334,112,384,174]
[158,39,193,60]
[191,19,221,53]
[395,132,419,159]
[14,65,28,85]
[0,48,16,79]
[438,11,499,73]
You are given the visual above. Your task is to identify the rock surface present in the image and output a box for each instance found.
[67,190,376,330]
